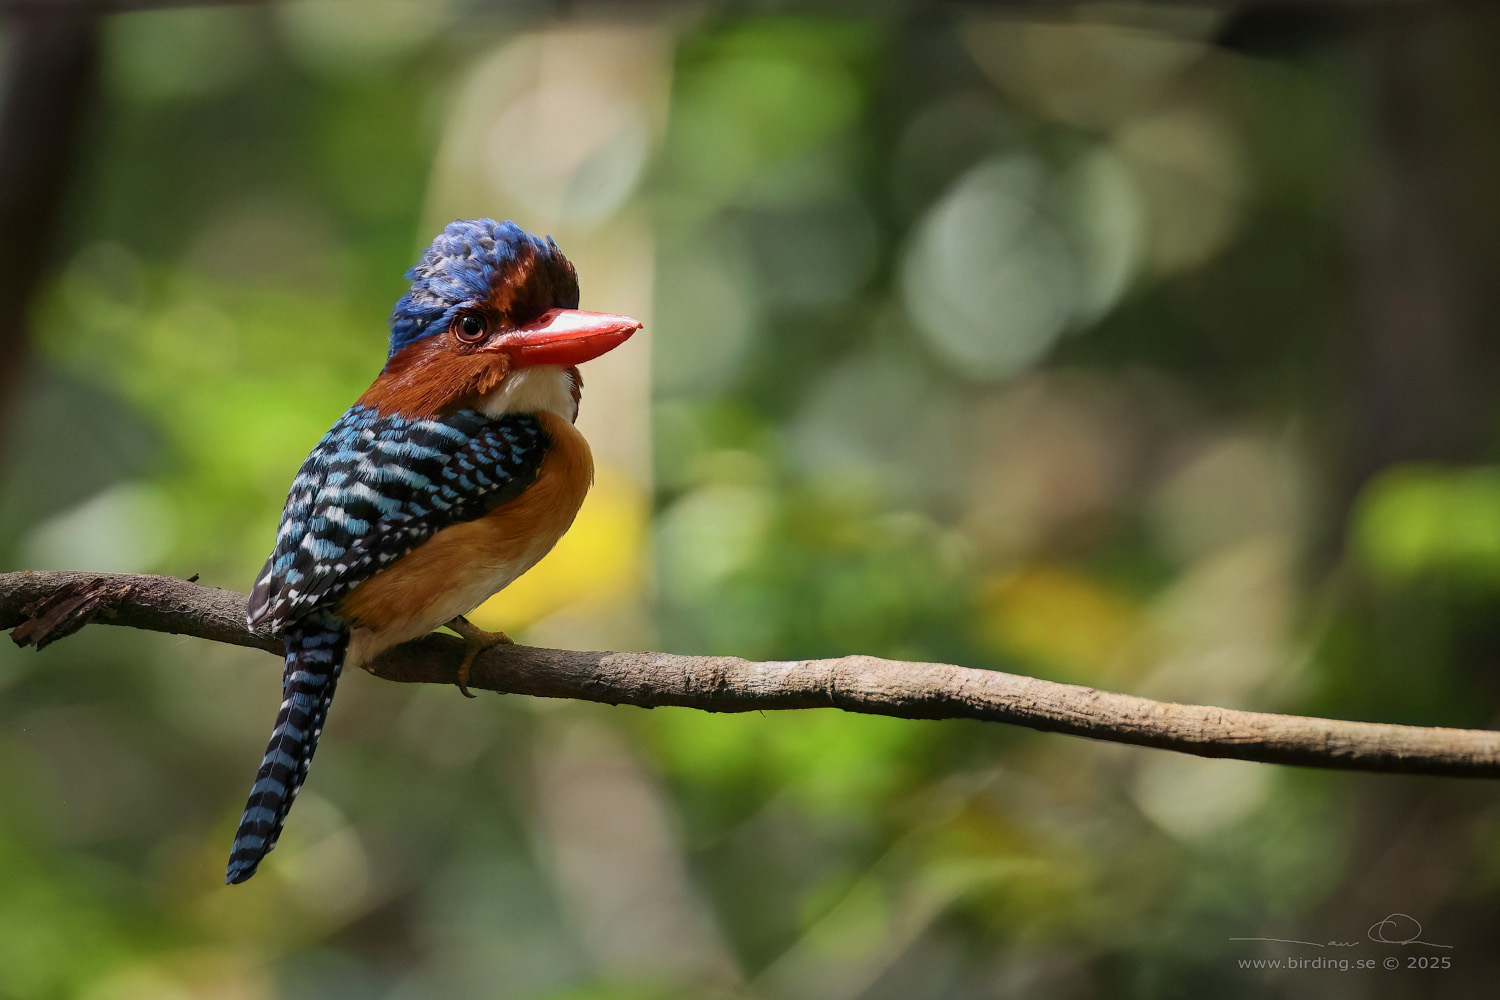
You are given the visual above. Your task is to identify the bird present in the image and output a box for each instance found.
[225,218,640,885]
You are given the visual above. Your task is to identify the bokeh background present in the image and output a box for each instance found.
[3,0,1500,997]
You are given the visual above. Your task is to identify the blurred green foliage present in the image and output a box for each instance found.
[4,3,1500,999]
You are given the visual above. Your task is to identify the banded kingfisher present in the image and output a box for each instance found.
[227,219,640,885]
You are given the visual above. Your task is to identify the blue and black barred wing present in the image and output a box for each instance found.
[246,405,548,632]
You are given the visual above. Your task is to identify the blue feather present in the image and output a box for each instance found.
[231,406,550,884]
[230,218,584,885]
[245,405,549,631]
[386,219,579,359]
[226,611,346,885]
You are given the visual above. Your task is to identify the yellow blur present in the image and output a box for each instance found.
[468,462,647,631]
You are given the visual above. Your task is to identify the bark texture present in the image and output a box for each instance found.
[4,570,1497,778]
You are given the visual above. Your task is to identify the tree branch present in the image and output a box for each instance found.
[4,569,1497,778]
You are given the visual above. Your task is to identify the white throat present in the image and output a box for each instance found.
[478,364,578,422]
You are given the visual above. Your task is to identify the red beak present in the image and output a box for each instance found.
[494,308,641,368]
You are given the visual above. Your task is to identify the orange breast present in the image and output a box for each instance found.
[340,410,593,662]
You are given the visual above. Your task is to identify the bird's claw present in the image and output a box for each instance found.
[446,617,512,698]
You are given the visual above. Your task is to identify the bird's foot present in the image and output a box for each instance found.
[446,616,513,698]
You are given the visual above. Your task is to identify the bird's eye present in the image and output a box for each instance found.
[455,313,489,343]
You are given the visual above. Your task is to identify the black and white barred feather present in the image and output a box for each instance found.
[247,404,549,632]
[225,612,346,884]
[227,404,550,884]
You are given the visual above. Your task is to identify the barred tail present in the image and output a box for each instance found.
[225,615,349,885]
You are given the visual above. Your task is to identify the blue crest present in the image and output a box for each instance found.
[387,219,578,359]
